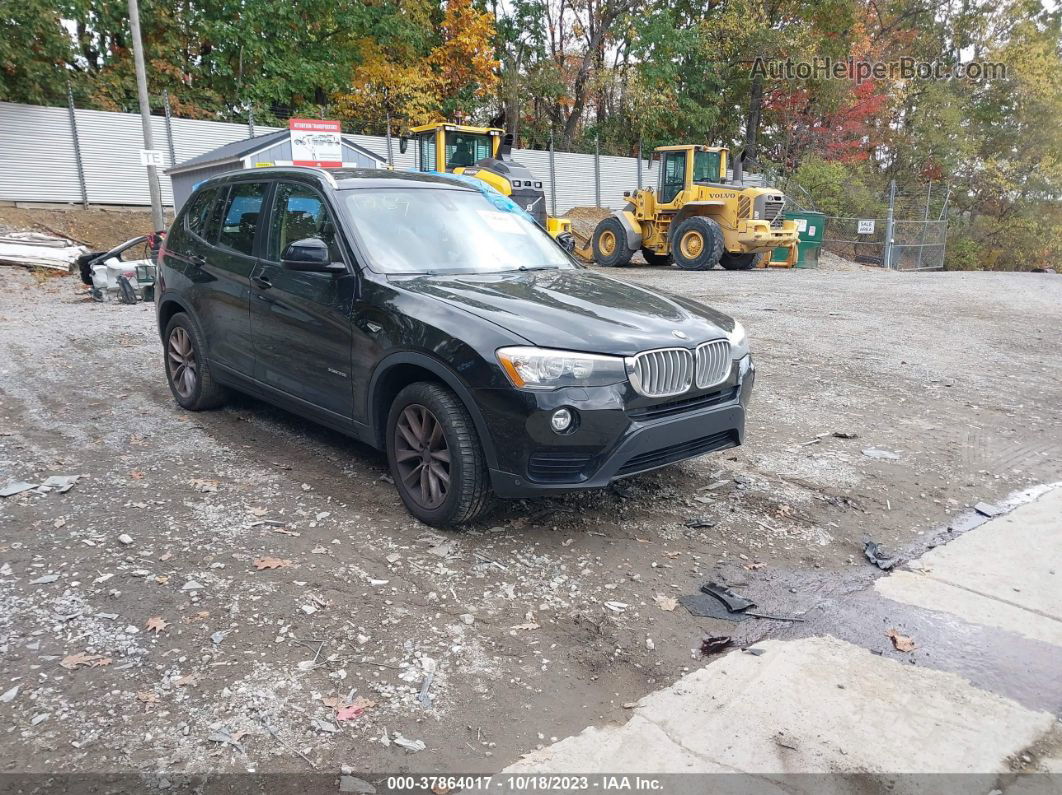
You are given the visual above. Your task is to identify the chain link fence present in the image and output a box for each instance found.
[822,216,948,270]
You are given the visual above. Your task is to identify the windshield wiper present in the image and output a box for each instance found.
[507,265,558,272]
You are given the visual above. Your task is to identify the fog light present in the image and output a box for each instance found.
[550,408,573,433]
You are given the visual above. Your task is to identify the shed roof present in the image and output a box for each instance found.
[166,130,386,175]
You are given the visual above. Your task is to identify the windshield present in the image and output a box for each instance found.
[694,150,721,183]
[343,188,572,275]
[445,132,493,168]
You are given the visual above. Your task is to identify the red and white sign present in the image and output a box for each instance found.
[289,119,342,167]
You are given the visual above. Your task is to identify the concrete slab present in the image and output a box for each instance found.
[504,637,1054,776]
[876,486,1062,646]
[877,571,1062,647]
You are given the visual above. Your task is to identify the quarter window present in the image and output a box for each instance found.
[268,183,342,263]
[217,182,267,256]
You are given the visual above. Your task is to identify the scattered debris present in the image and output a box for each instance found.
[336,697,376,721]
[700,636,733,656]
[886,628,916,652]
[60,652,112,670]
[653,593,678,612]
[742,647,766,656]
[0,685,19,703]
[254,557,293,570]
[418,672,434,709]
[311,718,339,734]
[864,540,899,571]
[189,478,219,493]
[774,730,800,750]
[207,726,247,753]
[0,480,36,498]
[0,231,88,271]
[700,581,755,612]
[339,775,376,794]
[832,431,859,439]
[181,580,205,591]
[392,732,426,753]
[679,593,753,622]
[603,601,628,613]
[683,516,716,529]
[118,534,134,545]
[39,474,80,493]
[862,447,901,460]
[29,574,60,585]
[974,501,1002,518]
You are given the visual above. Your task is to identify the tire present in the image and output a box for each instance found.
[163,312,228,411]
[641,248,673,267]
[592,216,634,267]
[719,251,760,270]
[672,216,724,271]
[386,382,492,527]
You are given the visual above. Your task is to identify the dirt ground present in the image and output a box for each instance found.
[0,205,169,251]
[1,256,1060,777]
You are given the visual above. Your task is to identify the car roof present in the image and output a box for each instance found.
[196,166,473,193]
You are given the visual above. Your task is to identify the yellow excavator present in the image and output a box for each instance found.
[402,122,574,251]
[586,144,799,270]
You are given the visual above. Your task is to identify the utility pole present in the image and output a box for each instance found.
[128,0,165,233]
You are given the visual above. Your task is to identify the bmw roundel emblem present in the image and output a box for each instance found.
[672,330,689,340]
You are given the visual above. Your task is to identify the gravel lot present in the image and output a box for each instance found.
[1,263,1060,776]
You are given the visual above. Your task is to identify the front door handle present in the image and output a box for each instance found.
[190,254,206,267]
[251,275,272,290]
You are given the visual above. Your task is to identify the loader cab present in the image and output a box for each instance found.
[406,122,502,174]
[655,145,729,203]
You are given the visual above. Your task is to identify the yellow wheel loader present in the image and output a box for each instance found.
[588,145,799,270]
[402,122,574,251]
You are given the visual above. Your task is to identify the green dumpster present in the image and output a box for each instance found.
[770,210,825,268]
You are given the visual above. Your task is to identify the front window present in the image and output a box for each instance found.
[694,150,721,183]
[343,188,571,275]
[445,132,492,169]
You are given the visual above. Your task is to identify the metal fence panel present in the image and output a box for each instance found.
[0,101,675,213]
[0,102,81,203]
[823,216,946,270]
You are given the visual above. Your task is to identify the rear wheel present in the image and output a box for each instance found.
[672,216,724,271]
[163,312,228,411]
[641,248,673,267]
[592,216,634,267]
[719,251,760,270]
[386,382,491,527]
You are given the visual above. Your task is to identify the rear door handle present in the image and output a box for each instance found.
[251,275,272,290]
[190,254,206,267]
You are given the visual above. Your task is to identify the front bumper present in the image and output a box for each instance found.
[734,220,799,253]
[480,355,755,498]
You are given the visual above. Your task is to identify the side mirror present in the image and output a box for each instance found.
[281,238,342,272]
[399,136,408,155]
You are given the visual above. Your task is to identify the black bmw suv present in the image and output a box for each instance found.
[156,167,754,526]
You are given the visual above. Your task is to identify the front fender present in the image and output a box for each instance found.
[366,350,500,471]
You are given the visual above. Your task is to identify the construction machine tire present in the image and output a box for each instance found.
[641,248,673,267]
[672,216,724,271]
[719,251,760,270]
[592,217,634,267]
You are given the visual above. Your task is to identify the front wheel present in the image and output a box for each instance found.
[672,216,724,271]
[386,382,492,527]
[592,216,634,267]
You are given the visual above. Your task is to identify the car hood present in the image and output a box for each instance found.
[388,269,737,355]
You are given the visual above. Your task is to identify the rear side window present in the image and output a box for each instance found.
[185,187,219,241]
[217,182,267,256]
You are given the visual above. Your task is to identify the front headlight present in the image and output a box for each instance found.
[727,321,749,359]
[496,346,628,390]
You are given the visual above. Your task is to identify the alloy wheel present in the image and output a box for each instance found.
[394,403,451,509]
[167,326,198,399]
